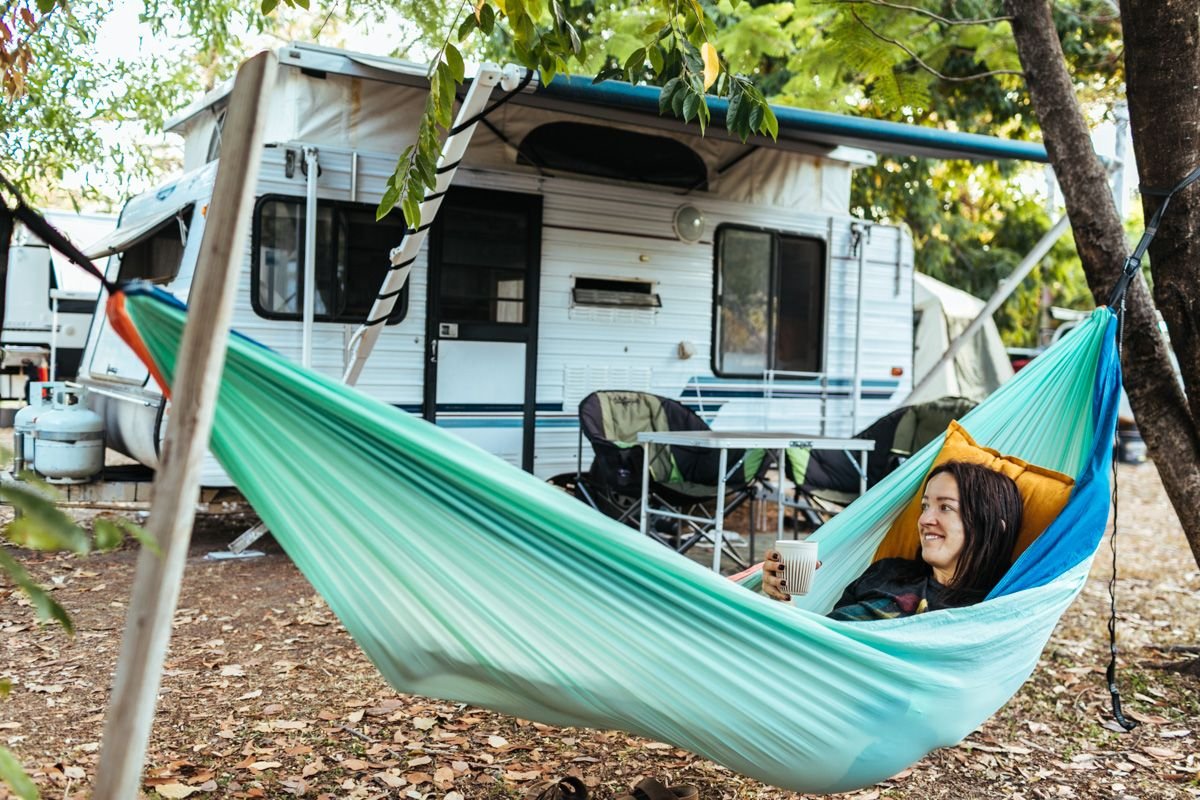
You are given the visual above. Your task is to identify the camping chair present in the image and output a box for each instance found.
[784,396,979,528]
[574,390,767,567]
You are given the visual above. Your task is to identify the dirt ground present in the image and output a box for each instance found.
[1,461,1198,800]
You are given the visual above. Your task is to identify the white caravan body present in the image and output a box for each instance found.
[77,44,922,486]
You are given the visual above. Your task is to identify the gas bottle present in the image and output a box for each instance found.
[32,387,105,483]
[12,382,61,474]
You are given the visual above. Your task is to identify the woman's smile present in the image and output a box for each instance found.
[918,472,967,585]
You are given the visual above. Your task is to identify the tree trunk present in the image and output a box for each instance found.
[1119,0,1200,563]
[1005,0,1200,568]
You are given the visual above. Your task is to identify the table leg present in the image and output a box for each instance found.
[859,450,868,495]
[712,448,728,572]
[639,442,650,538]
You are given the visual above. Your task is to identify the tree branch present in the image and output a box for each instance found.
[849,9,1025,82]
[827,0,1013,26]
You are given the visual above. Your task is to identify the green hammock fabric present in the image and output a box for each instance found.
[122,287,1119,794]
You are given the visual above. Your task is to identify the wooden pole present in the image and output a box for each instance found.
[93,51,277,799]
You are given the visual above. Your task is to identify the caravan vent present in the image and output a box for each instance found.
[571,277,661,309]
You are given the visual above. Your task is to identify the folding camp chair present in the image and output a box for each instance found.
[784,396,979,529]
[573,391,767,567]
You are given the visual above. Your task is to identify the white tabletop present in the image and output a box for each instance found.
[635,430,874,450]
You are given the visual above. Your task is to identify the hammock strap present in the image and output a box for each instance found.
[0,175,169,397]
[1106,162,1200,307]
[0,172,118,295]
[1105,299,1137,730]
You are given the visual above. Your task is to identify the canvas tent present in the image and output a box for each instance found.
[910,272,1014,403]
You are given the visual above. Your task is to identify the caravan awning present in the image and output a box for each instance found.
[166,43,1050,164]
[535,78,1050,163]
[84,203,193,259]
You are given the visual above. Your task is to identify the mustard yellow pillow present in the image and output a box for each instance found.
[873,421,1075,563]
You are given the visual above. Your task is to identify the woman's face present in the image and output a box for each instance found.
[918,472,966,583]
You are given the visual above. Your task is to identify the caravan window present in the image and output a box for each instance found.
[518,122,708,190]
[251,197,409,325]
[115,208,193,285]
[713,226,825,377]
[433,199,534,324]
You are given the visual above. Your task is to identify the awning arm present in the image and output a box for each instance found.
[342,62,528,385]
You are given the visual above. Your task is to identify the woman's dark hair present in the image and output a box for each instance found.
[923,461,1023,604]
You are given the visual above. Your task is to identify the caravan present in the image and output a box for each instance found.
[76,44,1041,486]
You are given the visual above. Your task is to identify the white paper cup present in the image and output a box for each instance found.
[774,539,818,596]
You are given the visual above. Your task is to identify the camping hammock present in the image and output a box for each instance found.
[112,284,1119,794]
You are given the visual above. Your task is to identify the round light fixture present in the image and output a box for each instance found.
[673,204,705,243]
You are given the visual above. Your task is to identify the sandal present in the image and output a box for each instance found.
[524,775,589,800]
[616,777,700,800]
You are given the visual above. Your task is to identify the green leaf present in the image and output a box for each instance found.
[566,22,582,56]
[515,12,537,45]
[0,548,73,634]
[672,84,688,116]
[593,67,623,85]
[378,183,401,221]
[402,192,423,229]
[725,89,742,133]
[440,64,456,121]
[457,14,477,41]
[479,3,495,34]
[682,91,700,122]
[513,40,532,68]
[35,0,57,12]
[761,105,779,139]
[444,44,465,84]
[0,747,38,800]
[748,100,764,133]
[260,0,279,13]
[623,47,646,72]
[0,678,10,698]
[648,45,664,74]
[93,518,123,552]
[415,151,437,187]
[0,484,90,555]
[659,77,681,114]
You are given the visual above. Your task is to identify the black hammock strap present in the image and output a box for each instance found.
[0,173,117,294]
[1101,160,1200,731]
[1106,162,1200,307]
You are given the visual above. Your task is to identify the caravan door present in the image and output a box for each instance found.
[424,188,542,471]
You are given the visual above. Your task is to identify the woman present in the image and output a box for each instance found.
[762,461,1023,620]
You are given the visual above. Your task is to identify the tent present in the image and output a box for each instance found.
[910,272,1014,403]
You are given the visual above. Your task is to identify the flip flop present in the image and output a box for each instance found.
[524,775,588,800]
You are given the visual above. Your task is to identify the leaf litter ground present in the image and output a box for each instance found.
[0,463,1198,799]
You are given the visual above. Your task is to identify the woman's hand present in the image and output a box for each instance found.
[762,548,822,603]
[762,548,791,602]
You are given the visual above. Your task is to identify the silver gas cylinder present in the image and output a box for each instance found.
[13,382,61,474]
[32,387,105,484]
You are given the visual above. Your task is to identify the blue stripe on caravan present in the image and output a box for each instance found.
[438,418,524,429]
